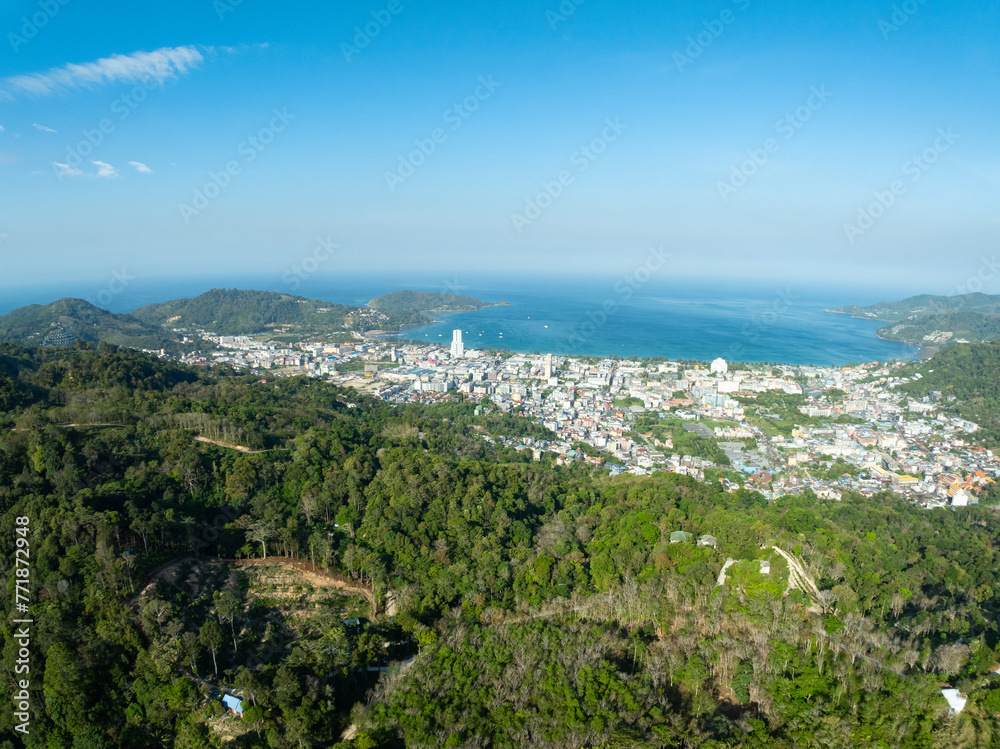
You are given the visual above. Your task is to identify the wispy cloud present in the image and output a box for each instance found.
[4,46,204,97]
[32,123,56,133]
[0,125,5,132]
[128,161,152,174]
[93,161,118,178]
[53,160,120,179]
[53,162,82,178]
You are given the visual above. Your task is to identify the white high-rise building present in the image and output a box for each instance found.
[710,358,728,375]
[543,353,553,379]
[450,329,464,358]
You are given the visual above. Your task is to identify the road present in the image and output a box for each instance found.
[717,558,736,587]
[771,546,820,598]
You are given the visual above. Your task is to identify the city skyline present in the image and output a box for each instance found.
[1,1,997,294]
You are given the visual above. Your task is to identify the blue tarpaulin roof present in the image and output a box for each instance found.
[222,694,244,714]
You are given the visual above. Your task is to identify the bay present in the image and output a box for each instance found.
[0,274,919,366]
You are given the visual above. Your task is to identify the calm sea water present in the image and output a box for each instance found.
[0,274,918,366]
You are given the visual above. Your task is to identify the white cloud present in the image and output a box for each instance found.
[0,125,5,132]
[4,46,204,97]
[32,123,56,133]
[92,161,118,178]
[128,161,152,174]
[53,162,82,178]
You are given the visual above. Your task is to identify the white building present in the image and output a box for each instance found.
[711,358,728,375]
[450,329,464,358]
[543,353,553,379]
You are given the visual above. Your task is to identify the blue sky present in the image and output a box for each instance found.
[1,0,998,299]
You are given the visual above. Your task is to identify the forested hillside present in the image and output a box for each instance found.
[835,292,1000,323]
[130,289,376,335]
[368,291,490,313]
[897,340,1000,448]
[834,293,1000,347]
[2,342,1000,748]
[0,298,176,351]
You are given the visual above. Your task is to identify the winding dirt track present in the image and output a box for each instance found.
[193,436,265,453]
[228,557,376,609]
[771,546,821,598]
[132,556,376,611]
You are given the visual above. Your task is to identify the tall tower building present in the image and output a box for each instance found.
[543,353,553,379]
[450,329,464,358]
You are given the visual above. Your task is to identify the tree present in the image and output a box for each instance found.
[248,519,277,559]
[200,620,225,676]
[215,590,242,654]
[242,705,267,736]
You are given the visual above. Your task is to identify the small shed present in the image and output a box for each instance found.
[759,559,771,575]
[697,535,718,549]
[222,694,244,715]
[941,688,967,715]
[670,531,694,544]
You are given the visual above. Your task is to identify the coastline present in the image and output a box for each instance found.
[873,329,932,360]
[825,307,928,361]
[373,299,928,366]
[367,300,507,330]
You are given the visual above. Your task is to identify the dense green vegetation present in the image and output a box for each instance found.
[736,390,866,437]
[3,342,1000,747]
[131,289,412,335]
[835,292,1000,323]
[629,415,732,466]
[834,293,1000,347]
[367,291,490,314]
[877,311,1000,347]
[896,341,1000,448]
[0,289,442,355]
[0,298,179,351]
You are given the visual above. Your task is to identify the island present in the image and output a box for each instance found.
[367,290,494,314]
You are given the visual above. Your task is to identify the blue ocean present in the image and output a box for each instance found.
[0,274,919,366]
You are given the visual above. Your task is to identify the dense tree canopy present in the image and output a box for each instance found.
[2,342,999,748]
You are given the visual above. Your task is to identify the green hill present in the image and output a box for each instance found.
[897,340,1000,447]
[368,290,491,313]
[876,310,1000,347]
[131,288,361,335]
[834,292,1000,322]
[834,293,1000,347]
[131,288,424,335]
[0,289,478,352]
[0,297,174,350]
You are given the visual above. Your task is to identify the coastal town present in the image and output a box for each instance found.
[171,327,998,510]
